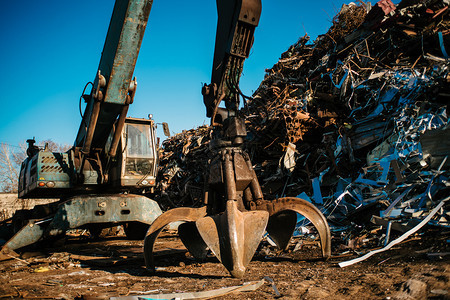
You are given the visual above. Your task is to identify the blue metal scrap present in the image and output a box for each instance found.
[297,62,450,235]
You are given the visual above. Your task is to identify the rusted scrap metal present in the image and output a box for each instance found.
[155,126,211,209]
[246,0,449,197]
[339,196,449,267]
[242,0,449,212]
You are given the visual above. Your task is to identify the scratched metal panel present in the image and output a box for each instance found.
[2,219,47,250]
[74,0,153,149]
[44,194,162,236]
[36,152,72,183]
[100,0,152,104]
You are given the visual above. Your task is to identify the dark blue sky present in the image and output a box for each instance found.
[0,0,390,146]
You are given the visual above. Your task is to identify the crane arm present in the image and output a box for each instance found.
[75,0,153,157]
[202,0,261,125]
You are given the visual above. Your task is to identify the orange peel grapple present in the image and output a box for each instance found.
[144,0,331,278]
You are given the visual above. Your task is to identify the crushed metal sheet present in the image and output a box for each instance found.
[339,196,449,268]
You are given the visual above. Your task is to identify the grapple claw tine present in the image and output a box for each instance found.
[143,206,207,271]
[178,222,208,260]
[261,197,331,259]
[266,210,297,250]
[143,227,164,272]
[196,200,269,278]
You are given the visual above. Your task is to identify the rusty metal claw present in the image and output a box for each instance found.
[196,200,269,278]
[144,196,331,278]
[258,197,331,259]
[266,210,297,250]
[143,206,207,271]
[143,150,331,278]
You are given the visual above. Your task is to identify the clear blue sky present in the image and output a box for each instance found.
[0,0,380,147]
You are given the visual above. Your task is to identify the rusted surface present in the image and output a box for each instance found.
[145,145,330,278]
[74,0,153,153]
[196,200,269,278]
[257,197,332,259]
[143,206,207,272]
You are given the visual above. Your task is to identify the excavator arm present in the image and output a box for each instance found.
[202,0,261,123]
[75,0,152,179]
[18,0,159,197]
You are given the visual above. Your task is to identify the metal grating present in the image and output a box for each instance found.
[40,165,64,173]
[41,156,58,164]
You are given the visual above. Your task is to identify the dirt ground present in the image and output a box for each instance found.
[0,229,448,300]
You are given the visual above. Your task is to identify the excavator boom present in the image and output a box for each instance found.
[75,0,152,156]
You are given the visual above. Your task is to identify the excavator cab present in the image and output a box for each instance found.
[109,117,158,190]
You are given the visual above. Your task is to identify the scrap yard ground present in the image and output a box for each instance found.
[0,230,449,299]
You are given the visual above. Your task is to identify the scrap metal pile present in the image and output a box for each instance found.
[156,0,449,256]
[156,126,211,210]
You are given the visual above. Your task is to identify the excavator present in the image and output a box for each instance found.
[1,0,332,278]
[0,0,163,256]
